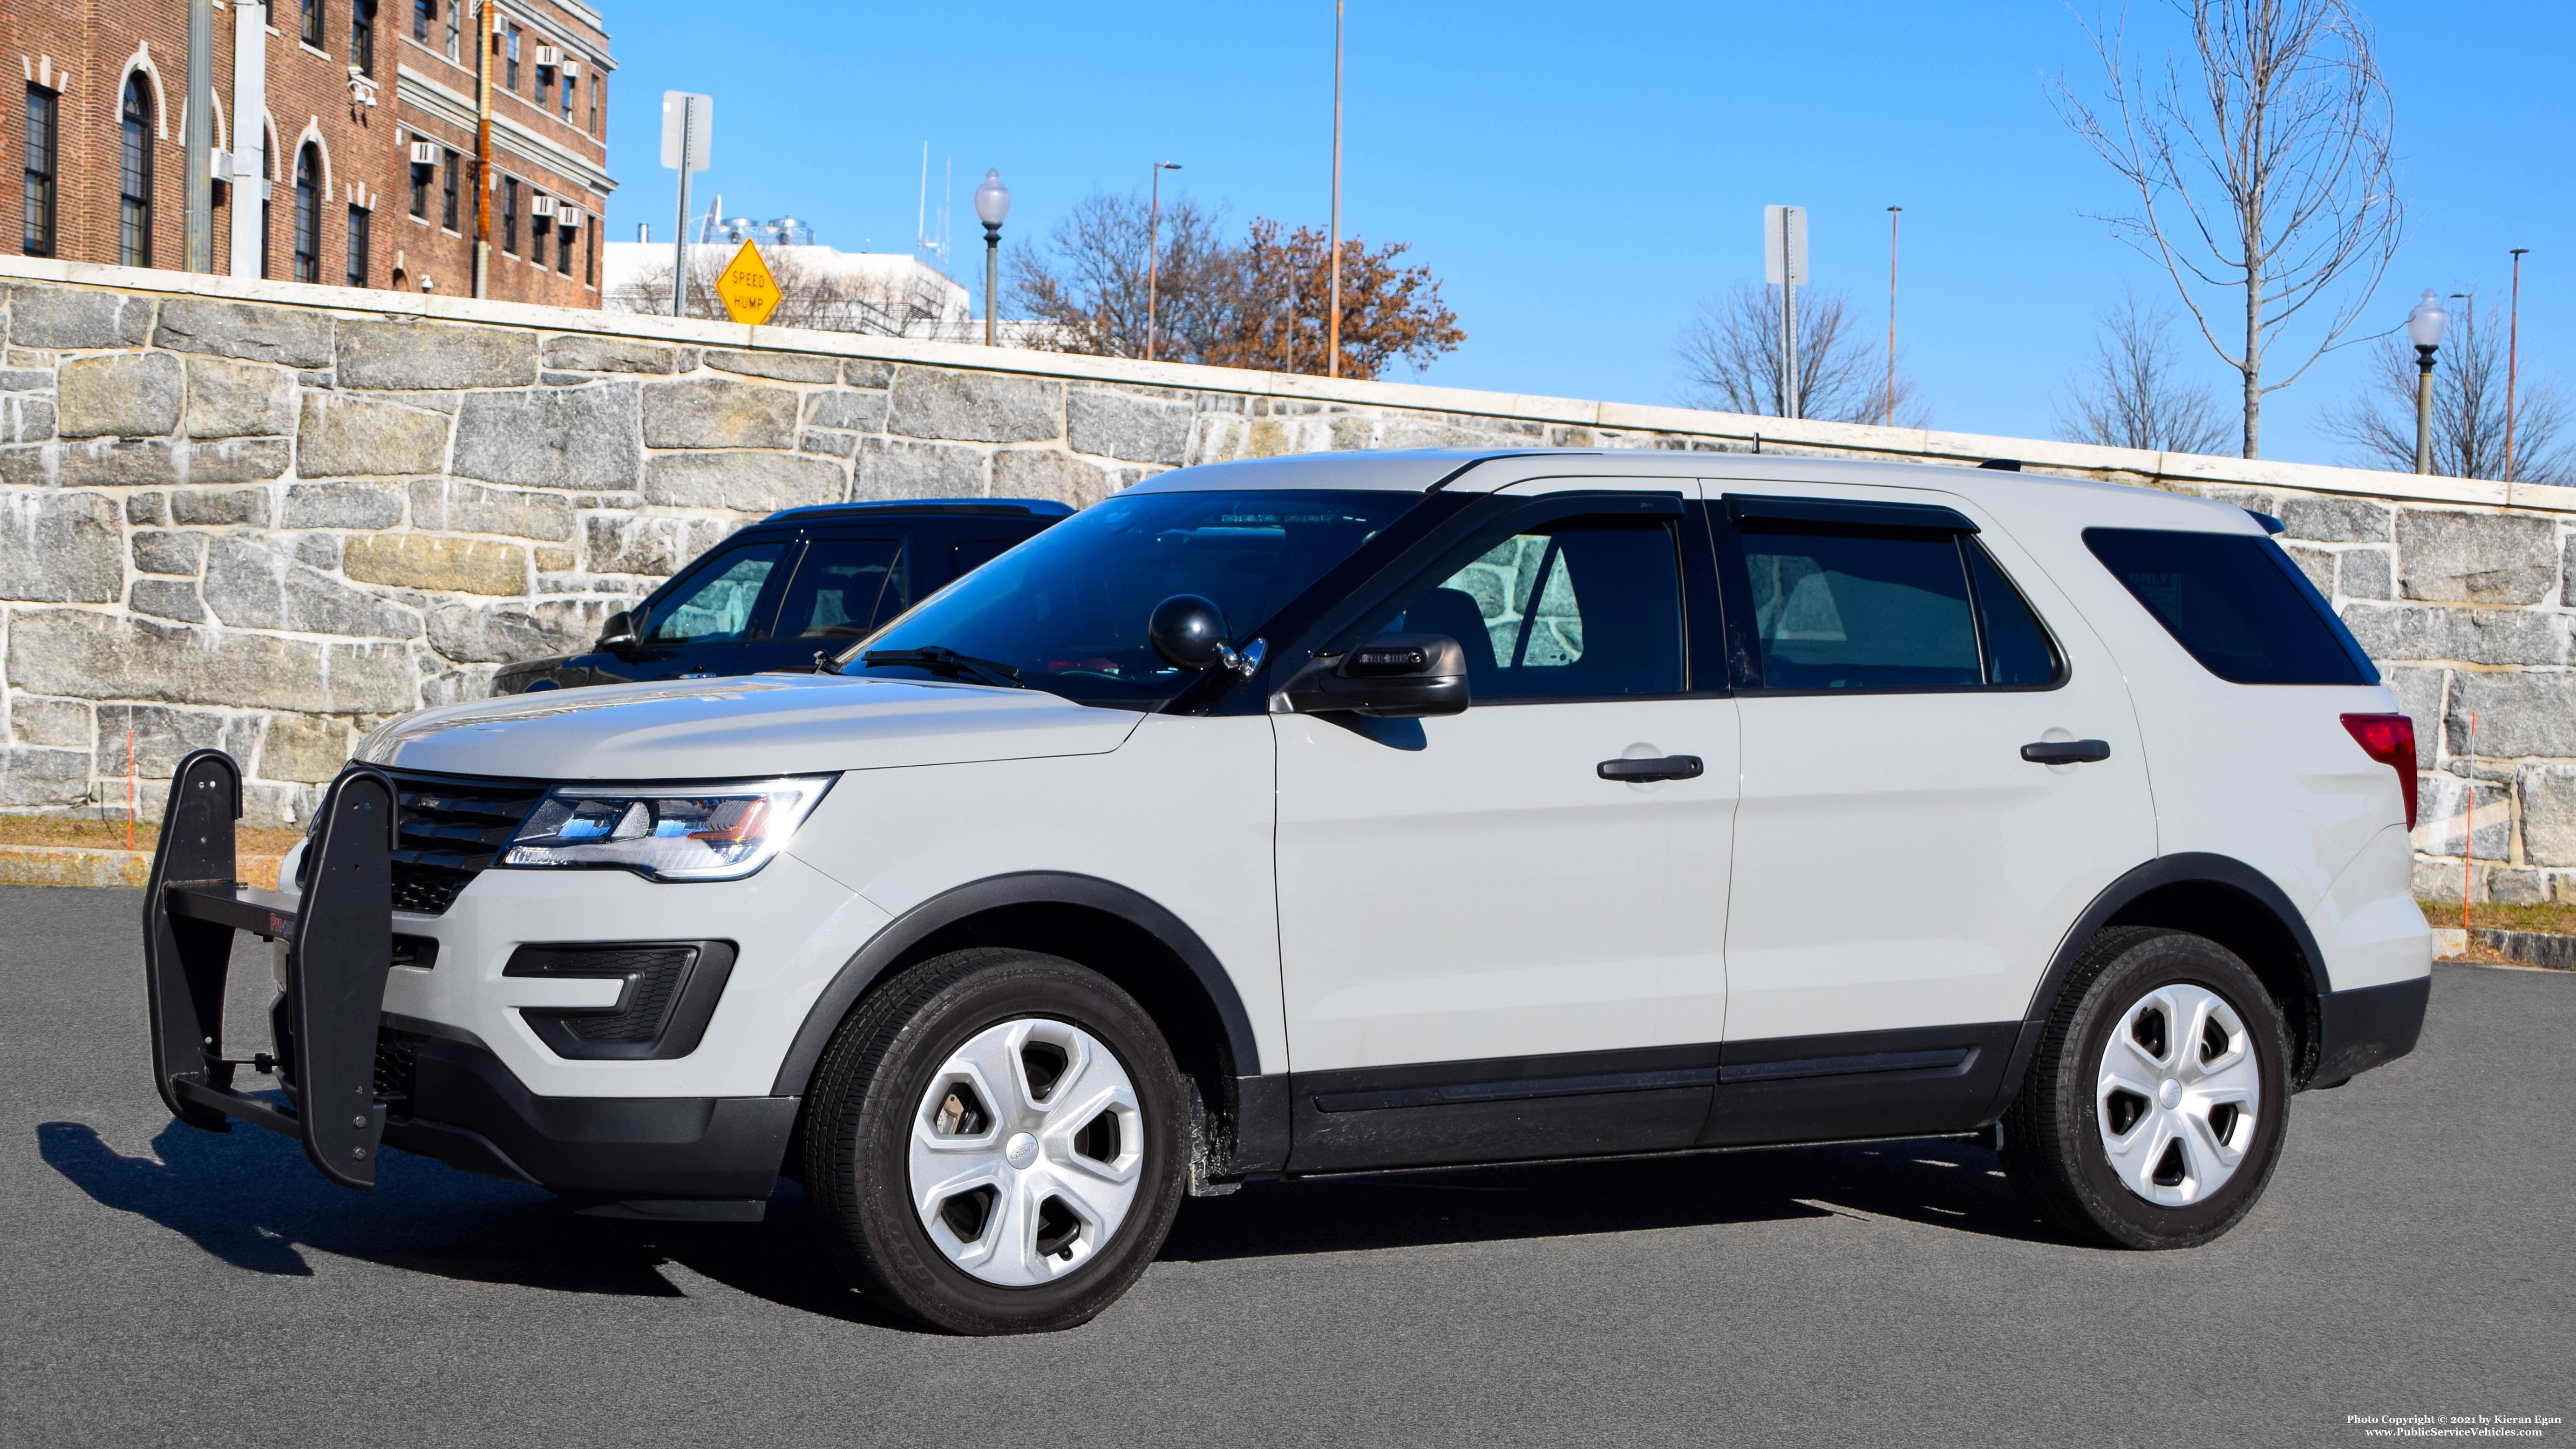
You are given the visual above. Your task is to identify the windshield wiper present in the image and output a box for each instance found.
[858,646,1026,689]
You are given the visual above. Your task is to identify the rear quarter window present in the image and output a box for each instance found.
[2082,527,2377,685]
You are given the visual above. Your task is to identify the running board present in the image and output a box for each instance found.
[143,749,401,1189]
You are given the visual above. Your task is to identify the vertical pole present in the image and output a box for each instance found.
[984,227,999,347]
[1326,0,1345,379]
[474,0,493,298]
[671,105,693,318]
[184,0,213,272]
[2505,249,2528,503]
[1146,164,1161,362]
[2463,710,2477,934]
[124,709,136,853]
[2414,347,2437,474]
[1885,206,1901,428]
[227,2,265,277]
[1781,224,1800,421]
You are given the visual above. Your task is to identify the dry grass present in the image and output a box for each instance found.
[2420,898,2576,939]
[0,812,305,855]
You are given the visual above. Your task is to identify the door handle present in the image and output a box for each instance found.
[1598,755,1704,782]
[2020,739,2111,764]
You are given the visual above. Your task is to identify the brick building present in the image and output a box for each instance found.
[0,0,612,306]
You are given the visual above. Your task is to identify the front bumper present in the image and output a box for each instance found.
[379,1020,795,1214]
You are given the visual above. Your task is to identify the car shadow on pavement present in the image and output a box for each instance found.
[1159,1137,2063,1262]
[35,1117,915,1326]
[37,1117,2060,1330]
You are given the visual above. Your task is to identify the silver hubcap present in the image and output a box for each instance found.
[2096,982,2262,1207]
[908,1018,1144,1286]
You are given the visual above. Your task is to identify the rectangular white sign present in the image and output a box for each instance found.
[1763,204,1809,286]
[660,92,712,172]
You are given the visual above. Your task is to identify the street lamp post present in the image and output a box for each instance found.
[2406,289,2450,476]
[2506,248,2529,499]
[1146,161,1181,362]
[975,169,1010,347]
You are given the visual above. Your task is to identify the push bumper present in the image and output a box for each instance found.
[2311,973,2432,1086]
[143,751,794,1217]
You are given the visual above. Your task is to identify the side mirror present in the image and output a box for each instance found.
[1283,633,1471,718]
[596,609,639,654]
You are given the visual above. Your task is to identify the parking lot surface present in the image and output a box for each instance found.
[3,884,2567,1447]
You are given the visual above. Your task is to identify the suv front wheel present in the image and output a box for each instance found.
[2002,927,2291,1249]
[802,948,1187,1333]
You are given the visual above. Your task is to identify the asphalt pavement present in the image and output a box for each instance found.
[2,884,2568,1447]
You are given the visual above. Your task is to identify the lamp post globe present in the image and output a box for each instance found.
[2408,289,2449,475]
[975,169,1009,347]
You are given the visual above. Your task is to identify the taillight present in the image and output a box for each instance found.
[2340,713,2418,830]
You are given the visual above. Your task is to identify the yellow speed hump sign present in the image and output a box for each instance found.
[714,239,782,326]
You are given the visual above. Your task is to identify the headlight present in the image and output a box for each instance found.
[500,776,834,882]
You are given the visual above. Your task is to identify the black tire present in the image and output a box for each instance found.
[2002,926,2292,1249]
[802,947,1187,1334]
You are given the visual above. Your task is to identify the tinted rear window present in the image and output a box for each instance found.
[2083,528,2377,685]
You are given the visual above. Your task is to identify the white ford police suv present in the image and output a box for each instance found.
[141,449,2432,1334]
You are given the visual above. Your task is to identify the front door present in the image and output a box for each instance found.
[1274,491,1739,1171]
[1707,485,2156,1143]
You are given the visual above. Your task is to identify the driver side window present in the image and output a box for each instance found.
[645,542,786,645]
[1376,514,1687,701]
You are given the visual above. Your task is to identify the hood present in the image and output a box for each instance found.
[354,673,1145,779]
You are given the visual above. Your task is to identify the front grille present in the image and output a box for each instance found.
[506,944,699,1045]
[384,771,551,916]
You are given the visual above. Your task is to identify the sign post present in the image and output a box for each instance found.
[1764,204,1810,420]
[714,239,782,326]
[660,92,713,318]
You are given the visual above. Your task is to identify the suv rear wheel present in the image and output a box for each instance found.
[2002,926,2291,1249]
[802,947,1187,1333]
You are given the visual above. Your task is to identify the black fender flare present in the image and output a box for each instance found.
[1994,852,2331,1109]
[768,871,1266,1099]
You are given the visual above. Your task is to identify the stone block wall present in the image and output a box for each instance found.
[0,257,2569,904]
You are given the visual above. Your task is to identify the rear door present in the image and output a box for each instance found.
[742,530,912,672]
[1707,486,2156,1143]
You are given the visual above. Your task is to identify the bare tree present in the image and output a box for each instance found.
[2318,293,2572,483]
[1006,191,1240,362]
[1675,284,1925,425]
[2055,292,2234,453]
[2055,0,2404,458]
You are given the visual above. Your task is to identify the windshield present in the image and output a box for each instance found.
[843,489,1419,708]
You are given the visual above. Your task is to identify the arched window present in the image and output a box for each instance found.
[258,136,274,278]
[119,74,153,266]
[292,144,321,283]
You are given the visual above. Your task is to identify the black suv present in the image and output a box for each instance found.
[492,499,1071,694]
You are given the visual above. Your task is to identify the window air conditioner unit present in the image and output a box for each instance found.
[560,60,581,77]
[556,207,585,231]
[534,45,563,68]
[530,196,557,218]
[409,141,438,167]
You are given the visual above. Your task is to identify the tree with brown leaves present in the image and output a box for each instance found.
[1205,218,1462,380]
[1008,197,1462,380]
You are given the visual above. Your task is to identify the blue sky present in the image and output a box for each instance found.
[600,1,2569,467]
